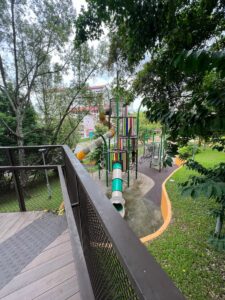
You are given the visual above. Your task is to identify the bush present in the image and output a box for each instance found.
[178,145,200,160]
[88,123,108,163]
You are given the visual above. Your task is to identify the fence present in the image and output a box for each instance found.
[0,145,185,300]
[0,146,63,213]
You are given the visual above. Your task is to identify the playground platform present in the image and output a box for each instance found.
[0,212,80,300]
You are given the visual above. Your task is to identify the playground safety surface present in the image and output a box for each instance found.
[91,161,178,238]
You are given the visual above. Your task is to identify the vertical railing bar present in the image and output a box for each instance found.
[6,149,26,212]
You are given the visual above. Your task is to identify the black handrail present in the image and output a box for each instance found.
[0,165,59,170]
[0,145,62,150]
[62,145,185,300]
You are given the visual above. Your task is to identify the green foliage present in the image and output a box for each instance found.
[76,1,159,64]
[111,86,134,105]
[181,150,225,242]
[149,159,225,299]
[163,155,173,168]
[137,112,160,144]
[57,116,81,148]
[0,0,75,147]
[88,123,108,163]
[0,91,16,146]
[178,145,201,160]
[212,136,225,152]
[76,0,225,143]
[173,50,225,76]
[0,91,46,146]
[0,176,62,213]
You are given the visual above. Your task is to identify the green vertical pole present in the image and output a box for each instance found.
[162,131,165,165]
[159,134,162,172]
[127,136,130,187]
[159,128,164,172]
[136,100,143,179]
[105,150,108,187]
[100,134,108,187]
[144,129,147,155]
[116,95,119,149]
[98,162,101,180]
[135,140,138,179]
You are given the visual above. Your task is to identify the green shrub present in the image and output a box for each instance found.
[88,123,108,163]
[178,145,200,160]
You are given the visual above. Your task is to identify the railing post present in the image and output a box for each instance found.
[6,149,26,212]
[63,157,82,240]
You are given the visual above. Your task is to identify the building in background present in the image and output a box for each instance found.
[70,85,108,139]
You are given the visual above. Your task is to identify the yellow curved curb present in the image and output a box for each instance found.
[140,165,183,243]
[175,156,186,167]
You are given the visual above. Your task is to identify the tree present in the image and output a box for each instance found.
[0,0,74,151]
[76,0,225,246]
[0,0,108,152]
[137,112,160,144]
[34,43,107,148]
[41,42,108,146]
[0,89,45,147]
[76,0,225,142]
[89,123,108,163]
[0,88,17,146]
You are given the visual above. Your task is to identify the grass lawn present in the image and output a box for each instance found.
[0,176,62,213]
[148,148,225,300]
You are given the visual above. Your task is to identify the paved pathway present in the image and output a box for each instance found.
[138,159,178,207]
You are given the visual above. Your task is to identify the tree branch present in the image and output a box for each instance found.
[50,56,102,144]
[23,31,54,105]
[0,56,16,112]
[62,111,90,144]
[20,39,31,102]
[11,0,19,101]
[0,118,22,138]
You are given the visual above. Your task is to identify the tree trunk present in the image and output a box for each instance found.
[16,108,27,188]
[16,109,24,147]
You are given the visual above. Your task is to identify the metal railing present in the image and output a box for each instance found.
[0,146,63,213]
[0,145,185,300]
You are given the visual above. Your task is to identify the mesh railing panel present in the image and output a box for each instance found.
[78,182,139,300]
[0,169,62,213]
[0,146,63,166]
[0,170,17,212]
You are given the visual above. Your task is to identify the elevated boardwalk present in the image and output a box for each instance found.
[0,212,80,300]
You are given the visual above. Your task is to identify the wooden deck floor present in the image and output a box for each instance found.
[0,212,80,300]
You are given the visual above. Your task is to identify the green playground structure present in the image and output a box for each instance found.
[76,94,138,217]
[137,100,166,172]
[142,128,166,171]
[98,96,138,217]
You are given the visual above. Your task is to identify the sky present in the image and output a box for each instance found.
[73,0,87,14]
[72,0,143,111]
